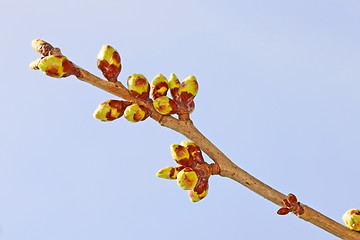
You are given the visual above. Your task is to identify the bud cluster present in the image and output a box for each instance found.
[151,73,198,117]
[277,193,303,216]
[156,141,219,202]
[93,73,199,124]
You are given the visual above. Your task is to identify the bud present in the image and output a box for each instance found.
[97,45,121,82]
[170,144,193,167]
[124,103,149,122]
[342,209,360,231]
[29,57,43,70]
[127,74,150,99]
[93,100,131,121]
[177,167,198,190]
[156,166,184,180]
[38,55,79,78]
[277,208,290,215]
[31,39,54,56]
[153,96,178,115]
[180,141,204,164]
[287,193,298,205]
[168,73,180,101]
[178,75,198,105]
[151,74,169,99]
[189,177,208,202]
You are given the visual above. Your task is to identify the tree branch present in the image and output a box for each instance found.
[31,41,360,239]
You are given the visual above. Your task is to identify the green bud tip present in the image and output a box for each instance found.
[343,209,360,231]
[153,96,178,115]
[156,166,181,180]
[177,167,198,190]
[127,74,150,99]
[124,103,149,122]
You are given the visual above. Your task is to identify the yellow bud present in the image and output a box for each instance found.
[177,167,198,190]
[343,209,360,231]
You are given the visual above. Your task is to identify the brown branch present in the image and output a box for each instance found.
[76,68,360,240]
[31,42,360,240]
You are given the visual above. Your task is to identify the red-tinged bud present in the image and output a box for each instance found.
[180,141,204,164]
[97,45,121,82]
[189,178,209,202]
[287,193,298,205]
[93,100,131,121]
[156,166,185,179]
[127,74,150,99]
[343,209,360,231]
[177,167,198,190]
[277,208,290,215]
[153,96,178,115]
[168,73,180,101]
[124,103,149,122]
[31,39,54,56]
[151,74,169,99]
[38,55,80,78]
[170,144,193,167]
[178,75,198,105]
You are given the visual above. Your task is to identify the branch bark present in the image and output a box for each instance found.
[31,42,360,239]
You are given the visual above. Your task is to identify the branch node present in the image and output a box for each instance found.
[277,193,304,216]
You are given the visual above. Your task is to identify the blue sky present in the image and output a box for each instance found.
[1,0,360,239]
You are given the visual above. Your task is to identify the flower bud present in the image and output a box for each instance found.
[151,74,169,99]
[189,188,208,202]
[189,177,208,202]
[97,45,121,82]
[124,103,149,122]
[178,75,198,105]
[342,209,360,231]
[93,100,131,121]
[156,166,184,180]
[38,55,79,78]
[181,141,204,164]
[177,167,198,190]
[127,74,150,99]
[170,144,193,167]
[168,73,180,101]
[31,39,54,56]
[153,96,178,115]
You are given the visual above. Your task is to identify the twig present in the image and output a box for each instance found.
[32,42,360,240]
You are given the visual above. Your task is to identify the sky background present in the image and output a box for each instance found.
[1,0,360,239]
